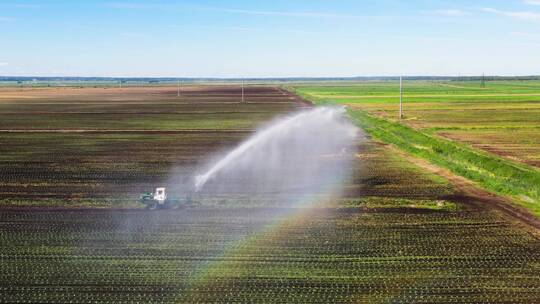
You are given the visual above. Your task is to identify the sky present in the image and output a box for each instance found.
[0,0,539,77]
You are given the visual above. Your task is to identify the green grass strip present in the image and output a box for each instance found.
[346,110,540,217]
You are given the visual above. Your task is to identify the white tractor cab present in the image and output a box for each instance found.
[138,187,191,210]
[153,187,167,204]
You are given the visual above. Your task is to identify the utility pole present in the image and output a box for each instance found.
[241,79,245,103]
[399,76,403,119]
[481,73,486,88]
[177,79,181,97]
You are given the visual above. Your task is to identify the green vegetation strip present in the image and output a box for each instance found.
[347,110,540,216]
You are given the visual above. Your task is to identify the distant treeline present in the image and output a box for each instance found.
[1,75,540,83]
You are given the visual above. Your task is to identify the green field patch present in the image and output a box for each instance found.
[348,111,540,216]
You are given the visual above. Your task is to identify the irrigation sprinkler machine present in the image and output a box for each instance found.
[138,187,195,210]
[137,107,356,210]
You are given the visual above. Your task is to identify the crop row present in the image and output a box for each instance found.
[1,207,539,303]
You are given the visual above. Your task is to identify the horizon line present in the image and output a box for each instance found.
[2,75,540,80]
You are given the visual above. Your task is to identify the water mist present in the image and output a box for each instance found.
[193,106,360,205]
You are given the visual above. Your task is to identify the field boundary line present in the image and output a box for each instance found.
[311,93,540,99]
[0,129,254,134]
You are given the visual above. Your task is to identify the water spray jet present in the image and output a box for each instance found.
[192,106,360,205]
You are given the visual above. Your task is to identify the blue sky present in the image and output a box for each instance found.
[1,0,539,77]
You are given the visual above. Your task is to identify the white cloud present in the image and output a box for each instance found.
[104,3,380,20]
[0,4,41,9]
[11,4,41,9]
[214,8,364,19]
[434,9,469,17]
[196,6,385,20]
[105,2,163,9]
[120,32,148,38]
[173,24,364,38]
[0,62,8,67]
[524,0,540,5]
[511,31,540,37]
[482,7,540,21]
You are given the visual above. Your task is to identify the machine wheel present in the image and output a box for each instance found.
[146,202,158,210]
